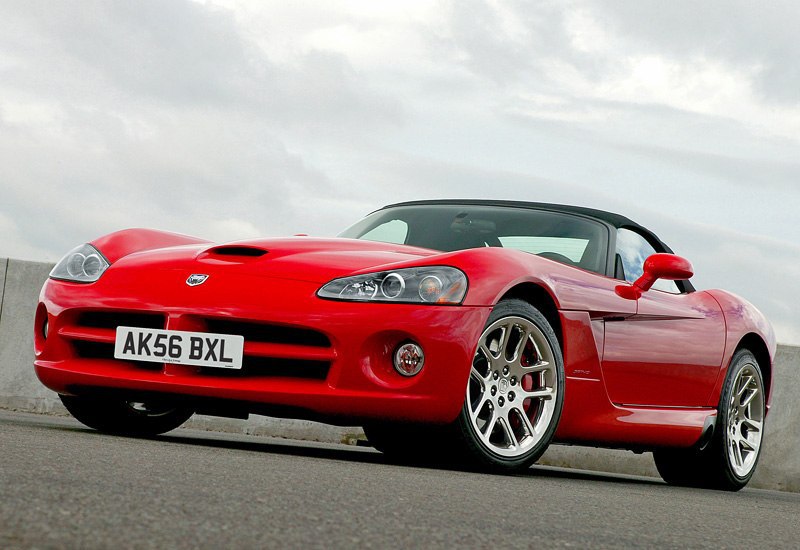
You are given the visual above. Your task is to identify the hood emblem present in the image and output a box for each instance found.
[186,274,209,287]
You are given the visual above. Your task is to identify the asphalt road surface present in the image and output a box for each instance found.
[2,410,799,549]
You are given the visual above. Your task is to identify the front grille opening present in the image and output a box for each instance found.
[72,341,159,370]
[200,357,330,380]
[78,311,165,330]
[73,340,114,359]
[209,246,268,257]
[205,319,331,348]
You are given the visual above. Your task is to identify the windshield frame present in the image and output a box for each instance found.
[339,203,616,277]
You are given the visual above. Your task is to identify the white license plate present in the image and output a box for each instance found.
[114,327,244,369]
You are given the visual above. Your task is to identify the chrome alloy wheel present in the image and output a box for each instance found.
[467,316,558,458]
[726,363,765,477]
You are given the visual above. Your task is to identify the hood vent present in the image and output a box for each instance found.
[207,246,268,258]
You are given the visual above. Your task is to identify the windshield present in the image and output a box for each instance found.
[339,204,609,274]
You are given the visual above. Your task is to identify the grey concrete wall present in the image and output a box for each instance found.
[0,258,7,329]
[752,345,800,491]
[1,257,798,490]
[0,260,62,413]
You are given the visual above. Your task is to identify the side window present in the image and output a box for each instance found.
[615,228,681,294]
[359,219,408,245]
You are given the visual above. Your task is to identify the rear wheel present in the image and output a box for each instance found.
[455,299,565,472]
[60,395,194,436]
[654,349,765,491]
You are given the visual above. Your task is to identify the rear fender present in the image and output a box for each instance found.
[705,289,776,411]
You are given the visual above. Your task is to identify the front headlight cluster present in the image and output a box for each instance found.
[318,266,467,304]
[50,244,110,283]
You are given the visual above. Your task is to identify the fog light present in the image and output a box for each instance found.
[42,319,49,340]
[394,342,425,377]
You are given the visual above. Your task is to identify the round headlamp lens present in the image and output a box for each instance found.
[66,253,86,278]
[380,273,405,299]
[82,254,103,278]
[418,275,443,302]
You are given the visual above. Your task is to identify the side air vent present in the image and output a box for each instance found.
[208,246,268,258]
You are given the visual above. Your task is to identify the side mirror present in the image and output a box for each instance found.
[616,253,693,300]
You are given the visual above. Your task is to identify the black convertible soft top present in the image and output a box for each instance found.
[381,199,674,253]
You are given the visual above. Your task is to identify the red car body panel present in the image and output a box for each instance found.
[601,289,726,407]
[35,217,775,452]
[704,289,777,412]
[92,228,210,263]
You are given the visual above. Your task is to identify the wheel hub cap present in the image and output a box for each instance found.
[498,378,509,394]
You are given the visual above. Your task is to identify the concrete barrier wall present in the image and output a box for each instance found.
[0,260,63,413]
[1,257,798,491]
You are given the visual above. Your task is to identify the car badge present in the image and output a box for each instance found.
[186,274,209,287]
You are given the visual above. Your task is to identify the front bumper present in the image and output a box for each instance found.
[34,275,490,424]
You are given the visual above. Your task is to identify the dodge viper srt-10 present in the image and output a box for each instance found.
[34,200,775,490]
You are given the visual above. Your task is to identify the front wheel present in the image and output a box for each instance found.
[60,395,194,436]
[654,349,766,491]
[454,299,565,472]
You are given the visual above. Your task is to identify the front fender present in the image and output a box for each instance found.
[91,229,210,263]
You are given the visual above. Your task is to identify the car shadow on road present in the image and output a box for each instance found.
[24,415,664,488]
[151,428,666,488]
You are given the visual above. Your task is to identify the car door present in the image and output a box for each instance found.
[601,228,726,407]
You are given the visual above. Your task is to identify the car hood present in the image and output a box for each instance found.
[108,237,438,284]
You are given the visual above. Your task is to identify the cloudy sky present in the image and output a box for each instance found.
[1,0,798,344]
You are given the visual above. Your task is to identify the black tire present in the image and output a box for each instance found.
[363,422,458,465]
[363,422,416,456]
[653,447,711,487]
[60,394,194,436]
[654,349,766,491]
[454,299,565,472]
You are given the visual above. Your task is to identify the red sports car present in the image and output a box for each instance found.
[34,200,775,490]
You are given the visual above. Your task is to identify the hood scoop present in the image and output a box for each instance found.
[210,245,268,257]
[199,245,269,263]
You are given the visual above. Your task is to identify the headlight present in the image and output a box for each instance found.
[318,267,467,304]
[50,244,110,283]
